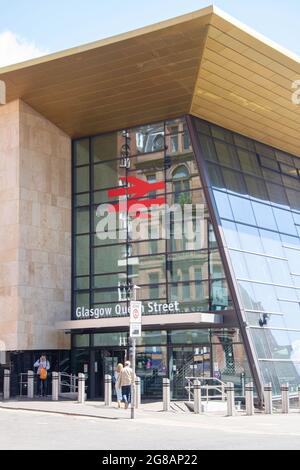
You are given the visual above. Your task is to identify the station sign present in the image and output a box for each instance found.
[130,301,142,324]
[130,323,142,338]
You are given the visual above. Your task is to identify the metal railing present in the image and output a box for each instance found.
[19,372,40,397]
[185,377,226,403]
[58,372,78,395]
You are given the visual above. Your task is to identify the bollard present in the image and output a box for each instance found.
[194,380,202,414]
[245,382,254,416]
[52,372,59,401]
[281,383,289,414]
[27,370,34,399]
[264,383,272,414]
[105,375,112,407]
[3,370,10,401]
[298,385,300,413]
[78,373,86,404]
[226,382,236,416]
[163,378,170,411]
[58,372,61,396]
[135,377,141,409]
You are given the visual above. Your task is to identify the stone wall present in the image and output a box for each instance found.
[0,101,19,351]
[0,100,71,351]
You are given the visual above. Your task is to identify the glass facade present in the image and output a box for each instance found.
[191,116,300,396]
[72,117,232,320]
[72,114,300,399]
[72,328,249,400]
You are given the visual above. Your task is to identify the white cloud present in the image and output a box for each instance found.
[0,30,48,67]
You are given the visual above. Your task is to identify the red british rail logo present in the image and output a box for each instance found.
[107,176,166,217]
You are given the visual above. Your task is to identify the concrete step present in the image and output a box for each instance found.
[170,401,191,413]
[186,401,227,413]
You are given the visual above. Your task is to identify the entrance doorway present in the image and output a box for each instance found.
[93,349,126,399]
[170,346,211,399]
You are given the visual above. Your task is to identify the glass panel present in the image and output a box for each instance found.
[223,168,247,194]
[243,253,270,282]
[93,245,126,275]
[129,123,164,155]
[250,329,271,359]
[274,361,300,389]
[267,258,292,286]
[245,175,268,201]
[75,235,89,276]
[170,330,210,344]
[74,334,90,348]
[92,133,119,163]
[135,330,167,346]
[251,202,277,230]
[237,224,263,253]
[279,301,300,330]
[75,292,90,310]
[221,220,241,249]
[273,207,298,236]
[207,162,224,188]
[211,279,231,310]
[229,250,249,279]
[213,190,233,219]
[75,207,89,234]
[266,182,289,207]
[259,361,280,395]
[75,193,90,207]
[93,159,126,191]
[210,251,225,279]
[200,135,218,162]
[136,346,167,399]
[93,332,128,347]
[75,276,90,290]
[74,139,89,166]
[168,251,209,283]
[285,247,300,275]
[228,195,256,225]
[127,254,166,285]
[259,229,285,258]
[93,273,126,290]
[75,166,89,193]
[246,312,285,329]
[214,141,239,167]
[237,149,261,176]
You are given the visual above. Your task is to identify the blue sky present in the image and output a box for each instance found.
[0,0,299,66]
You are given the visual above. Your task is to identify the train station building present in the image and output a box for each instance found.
[0,5,300,401]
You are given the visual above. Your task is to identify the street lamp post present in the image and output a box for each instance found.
[130,285,140,420]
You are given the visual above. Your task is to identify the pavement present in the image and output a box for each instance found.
[0,399,167,420]
[1,400,300,449]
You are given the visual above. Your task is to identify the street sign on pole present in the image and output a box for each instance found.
[130,323,142,338]
[130,301,142,324]
[129,290,141,420]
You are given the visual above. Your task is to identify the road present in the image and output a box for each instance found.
[1,408,300,450]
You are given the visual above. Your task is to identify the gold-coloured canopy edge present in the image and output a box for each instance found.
[0,5,299,157]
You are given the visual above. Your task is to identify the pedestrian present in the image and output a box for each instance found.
[117,361,135,409]
[34,354,50,398]
[114,363,124,408]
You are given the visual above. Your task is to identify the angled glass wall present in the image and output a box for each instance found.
[191,116,300,395]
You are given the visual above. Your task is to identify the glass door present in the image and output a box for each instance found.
[94,349,126,399]
[170,346,211,400]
